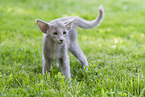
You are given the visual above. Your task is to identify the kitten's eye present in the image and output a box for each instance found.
[63,32,66,34]
[53,32,57,35]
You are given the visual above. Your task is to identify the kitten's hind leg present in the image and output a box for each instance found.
[69,43,88,70]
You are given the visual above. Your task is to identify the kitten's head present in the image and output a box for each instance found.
[35,18,76,44]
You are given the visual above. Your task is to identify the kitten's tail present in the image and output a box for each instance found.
[75,5,104,29]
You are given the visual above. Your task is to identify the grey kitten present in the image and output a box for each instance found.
[35,5,104,80]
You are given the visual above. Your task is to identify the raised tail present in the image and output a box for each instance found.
[75,5,104,29]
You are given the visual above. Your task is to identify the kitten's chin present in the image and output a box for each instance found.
[58,41,63,45]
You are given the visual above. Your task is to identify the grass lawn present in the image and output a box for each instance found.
[0,0,145,96]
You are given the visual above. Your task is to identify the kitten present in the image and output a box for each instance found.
[35,5,104,80]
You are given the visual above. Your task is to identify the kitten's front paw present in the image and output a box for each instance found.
[57,63,59,67]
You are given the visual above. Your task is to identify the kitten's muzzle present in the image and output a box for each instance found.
[59,39,63,42]
[59,39,63,44]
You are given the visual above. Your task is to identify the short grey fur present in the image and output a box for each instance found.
[35,5,104,80]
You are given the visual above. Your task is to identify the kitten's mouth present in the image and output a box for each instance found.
[58,41,63,44]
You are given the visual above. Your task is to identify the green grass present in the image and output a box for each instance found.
[0,0,145,96]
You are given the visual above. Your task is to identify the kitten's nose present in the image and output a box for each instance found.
[59,39,63,42]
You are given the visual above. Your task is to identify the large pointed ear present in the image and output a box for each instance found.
[64,17,77,31]
[35,19,50,33]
